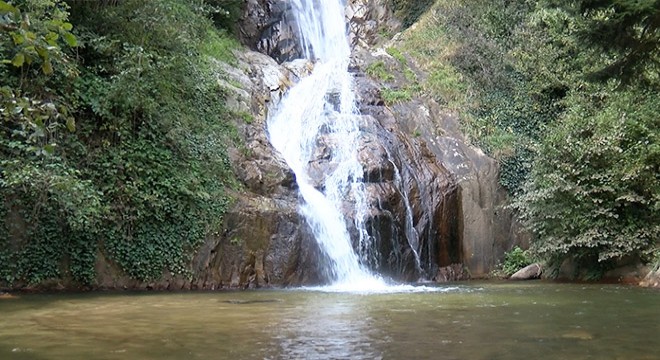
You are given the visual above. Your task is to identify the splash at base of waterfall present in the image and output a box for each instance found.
[301,281,461,294]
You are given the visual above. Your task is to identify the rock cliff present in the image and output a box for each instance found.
[160,0,525,290]
[95,0,524,289]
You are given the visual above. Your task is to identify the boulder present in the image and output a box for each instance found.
[639,268,660,288]
[509,263,543,280]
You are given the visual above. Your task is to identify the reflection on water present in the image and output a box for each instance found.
[0,283,658,360]
[271,296,381,360]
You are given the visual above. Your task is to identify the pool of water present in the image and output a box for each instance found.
[1,282,657,360]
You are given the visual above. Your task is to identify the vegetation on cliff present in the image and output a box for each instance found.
[0,0,240,286]
[397,0,659,277]
[1,0,658,286]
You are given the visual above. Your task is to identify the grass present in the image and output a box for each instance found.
[381,88,412,105]
[386,47,407,66]
[365,61,395,81]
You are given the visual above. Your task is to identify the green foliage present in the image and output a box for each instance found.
[514,88,659,269]
[1,0,238,286]
[365,60,394,81]
[0,0,77,79]
[424,64,465,107]
[203,0,244,32]
[559,0,660,83]
[386,47,407,66]
[400,0,659,275]
[1,0,78,153]
[381,88,412,105]
[498,247,533,277]
[388,0,435,28]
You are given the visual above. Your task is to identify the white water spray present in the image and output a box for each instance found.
[267,0,384,289]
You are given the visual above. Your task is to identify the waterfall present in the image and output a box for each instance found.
[267,0,384,288]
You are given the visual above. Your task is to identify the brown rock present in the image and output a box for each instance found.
[509,263,542,280]
[0,293,18,299]
[434,264,470,282]
[639,268,660,288]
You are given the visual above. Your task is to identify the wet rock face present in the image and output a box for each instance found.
[192,195,327,289]
[240,0,303,62]
[434,264,470,282]
[294,99,463,282]
[193,51,329,289]
[201,48,468,286]
[351,48,526,278]
[345,83,463,281]
[239,0,397,62]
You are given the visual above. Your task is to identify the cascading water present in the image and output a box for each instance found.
[268,0,443,293]
[267,0,384,289]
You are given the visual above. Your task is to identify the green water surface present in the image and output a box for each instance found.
[0,282,657,359]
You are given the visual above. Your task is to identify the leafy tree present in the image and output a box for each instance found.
[557,0,660,83]
[388,0,435,28]
[400,0,659,277]
[1,0,240,286]
[1,0,78,149]
[514,88,659,274]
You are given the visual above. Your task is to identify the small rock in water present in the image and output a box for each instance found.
[561,330,594,341]
[0,292,17,299]
[639,268,660,288]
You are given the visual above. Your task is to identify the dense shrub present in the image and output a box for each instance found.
[1,0,240,286]
[499,247,533,277]
[514,88,659,270]
[388,0,435,28]
[398,0,659,276]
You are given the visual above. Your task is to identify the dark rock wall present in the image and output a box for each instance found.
[240,0,303,62]
[353,93,463,281]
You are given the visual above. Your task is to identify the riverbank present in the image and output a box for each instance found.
[2,272,658,296]
[1,283,657,360]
